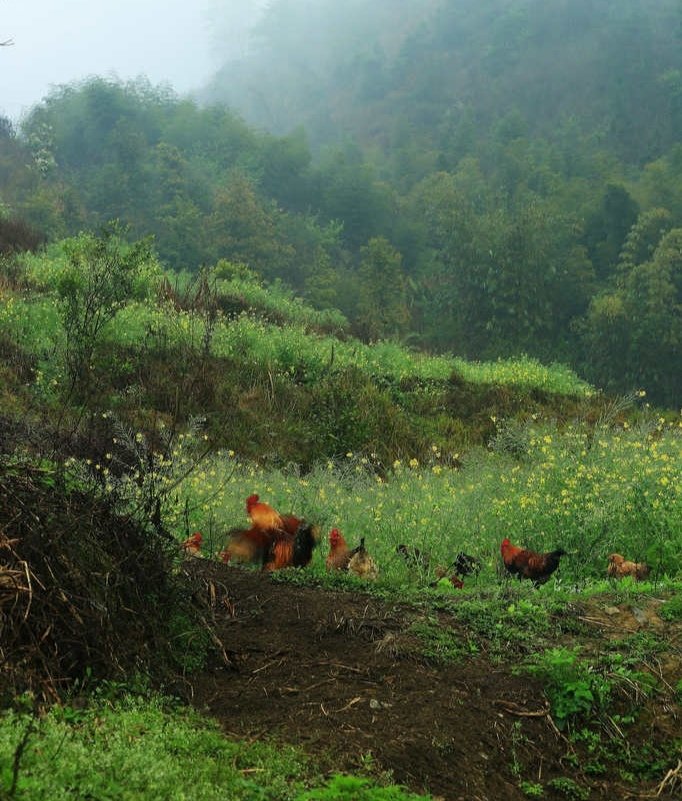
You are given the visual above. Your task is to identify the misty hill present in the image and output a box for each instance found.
[203,0,682,169]
[1,0,681,408]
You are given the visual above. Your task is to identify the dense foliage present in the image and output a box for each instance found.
[0,239,593,468]
[0,0,680,407]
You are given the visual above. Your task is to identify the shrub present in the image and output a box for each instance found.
[55,223,157,396]
[526,647,608,729]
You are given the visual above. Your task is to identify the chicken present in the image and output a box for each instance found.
[427,551,479,587]
[222,496,304,566]
[222,520,319,571]
[326,528,353,571]
[262,520,319,571]
[180,531,202,556]
[245,493,283,530]
[223,494,310,569]
[452,552,481,577]
[279,514,303,537]
[325,528,370,572]
[291,522,320,568]
[396,543,430,570]
[500,537,566,586]
[607,553,650,581]
[348,537,379,580]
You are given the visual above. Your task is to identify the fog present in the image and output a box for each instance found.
[0,0,266,120]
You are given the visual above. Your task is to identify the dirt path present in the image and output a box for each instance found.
[185,562,678,801]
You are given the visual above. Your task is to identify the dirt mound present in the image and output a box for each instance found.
[0,460,201,702]
[186,562,583,801]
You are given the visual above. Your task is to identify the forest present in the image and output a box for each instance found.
[1,0,681,406]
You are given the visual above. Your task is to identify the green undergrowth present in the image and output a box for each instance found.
[0,696,430,801]
[203,261,350,336]
[659,591,682,621]
[2,237,594,394]
[407,617,479,663]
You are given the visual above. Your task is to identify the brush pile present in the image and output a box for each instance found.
[0,459,200,702]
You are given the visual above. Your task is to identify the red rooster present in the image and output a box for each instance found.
[500,537,566,586]
[325,528,371,574]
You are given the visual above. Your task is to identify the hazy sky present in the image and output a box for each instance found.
[0,0,229,120]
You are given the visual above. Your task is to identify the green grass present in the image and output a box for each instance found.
[213,273,350,334]
[0,697,430,801]
[143,414,682,585]
[1,244,594,396]
[408,617,478,663]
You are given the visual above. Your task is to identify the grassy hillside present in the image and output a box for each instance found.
[1,234,680,800]
[1,3,680,793]
[0,235,595,467]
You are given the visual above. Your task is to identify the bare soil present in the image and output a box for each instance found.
[183,562,681,801]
